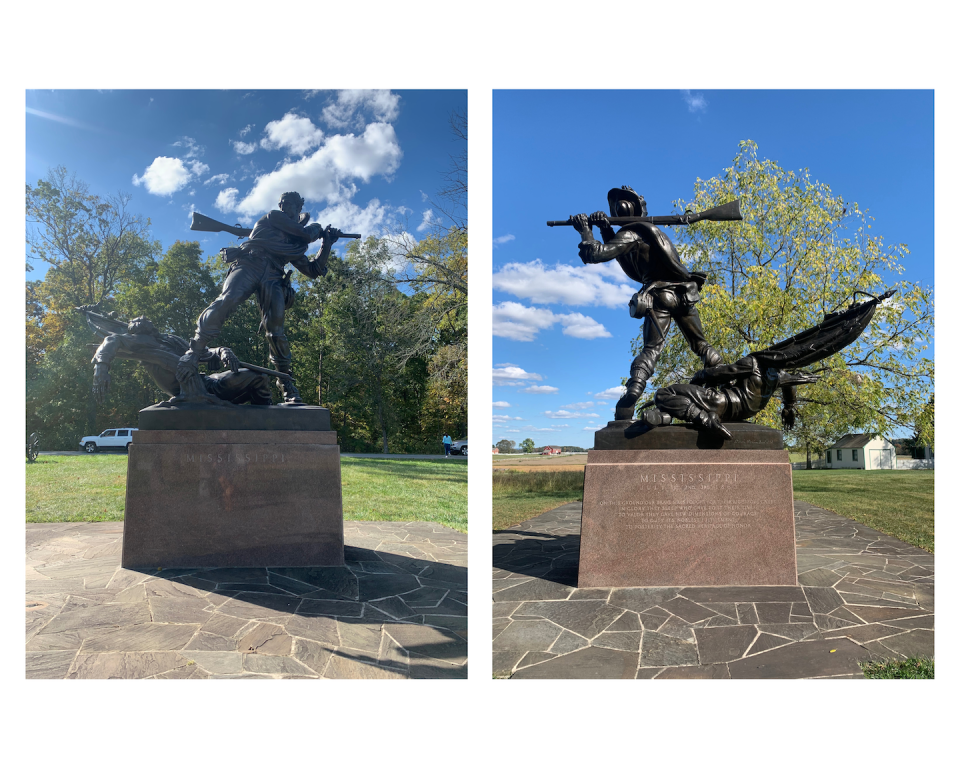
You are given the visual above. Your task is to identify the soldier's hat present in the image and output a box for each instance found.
[607,186,647,217]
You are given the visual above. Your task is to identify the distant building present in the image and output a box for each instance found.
[492,447,499,454]
[825,434,896,470]
[541,446,562,455]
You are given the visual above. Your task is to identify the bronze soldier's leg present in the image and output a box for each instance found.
[261,278,303,404]
[190,262,262,351]
[674,305,722,368]
[615,308,671,420]
[205,370,273,405]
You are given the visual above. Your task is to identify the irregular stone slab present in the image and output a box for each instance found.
[881,614,935,630]
[200,613,252,639]
[493,651,526,677]
[238,623,289,654]
[728,638,867,679]
[512,646,639,679]
[26,630,83,652]
[298,599,364,618]
[269,567,358,599]
[143,578,210,600]
[820,624,906,644]
[292,637,333,675]
[518,651,556,668]
[39,602,152,635]
[280,614,340,646]
[183,632,238,652]
[243,654,316,676]
[493,620,563,652]
[656,664,731,679]
[736,604,759,625]
[384,624,467,665]
[180,651,243,675]
[695,625,758,663]
[324,655,406,679]
[337,622,382,652]
[845,606,931,624]
[493,580,574,603]
[148,597,215,624]
[408,654,468,679]
[513,601,623,639]
[67,651,189,679]
[25,651,78,679]
[493,601,521,619]
[755,602,792,624]
[803,586,846,615]
[872,629,935,659]
[550,630,589,655]
[662,596,717,623]
[357,574,421,602]
[593,631,642,652]
[606,611,642,632]
[746,632,793,656]
[640,632,699,667]
[80,623,200,652]
[756,623,820,642]
[680,586,805,603]
[608,588,681,613]
[217,593,302,619]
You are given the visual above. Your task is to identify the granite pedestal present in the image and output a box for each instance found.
[122,406,344,569]
[578,422,797,588]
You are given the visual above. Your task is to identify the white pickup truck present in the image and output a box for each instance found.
[79,428,138,453]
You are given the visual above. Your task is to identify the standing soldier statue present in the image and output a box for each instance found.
[556,186,737,420]
[180,191,359,404]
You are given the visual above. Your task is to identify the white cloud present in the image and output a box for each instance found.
[231,140,257,155]
[492,414,523,422]
[682,89,708,113]
[544,410,599,419]
[322,89,400,129]
[417,209,438,232]
[260,112,325,155]
[239,124,254,137]
[493,234,515,247]
[216,122,402,218]
[493,302,611,342]
[173,136,203,158]
[595,386,627,401]
[493,259,634,309]
[493,364,542,386]
[492,401,511,408]
[215,188,240,213]
[528,427,561,432]
[132,157,193,196]
[523,385,559,394]
[188,160,209,177]
[204,173,231,186]
[561,401,595,409]
[583,426,603,432]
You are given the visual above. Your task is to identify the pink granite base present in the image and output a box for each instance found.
[122,430,344,568]
[578,449,797,588]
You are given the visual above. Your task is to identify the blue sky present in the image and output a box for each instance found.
[492,90,934,449]
[26,89,466,280]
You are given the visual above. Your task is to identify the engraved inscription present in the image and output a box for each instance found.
[180,451,286,465]
[614,501,764,530]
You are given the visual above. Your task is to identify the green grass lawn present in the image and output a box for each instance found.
[492,467,934,552]
[792,469,933,552]
[493,470,584,530]
[860,657,934,679]
[26,454,467,532]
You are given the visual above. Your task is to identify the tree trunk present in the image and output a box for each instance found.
[806,443,812,470]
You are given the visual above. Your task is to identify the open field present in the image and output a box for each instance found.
[493,470,584,530]
[26,454,468,532]
[493,454,587,472]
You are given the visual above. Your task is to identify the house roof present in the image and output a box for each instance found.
[831,434,874,449]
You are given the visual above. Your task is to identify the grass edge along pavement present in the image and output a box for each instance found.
[860,657,934,679]
[26,454,468,532]
[493,467,933,552]
[493,470,584,530]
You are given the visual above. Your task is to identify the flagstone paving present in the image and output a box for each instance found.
[26,521,466,679]
[493,500,933,679]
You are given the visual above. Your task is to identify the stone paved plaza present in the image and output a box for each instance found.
[26,521,467,679]
[493,500,933,678]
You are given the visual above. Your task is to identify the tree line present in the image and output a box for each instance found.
[26,165,467,453]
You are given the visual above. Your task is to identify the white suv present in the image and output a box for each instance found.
[451,438,468,456]
[79,428,138,453]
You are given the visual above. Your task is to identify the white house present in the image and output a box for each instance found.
[825,434,896,470]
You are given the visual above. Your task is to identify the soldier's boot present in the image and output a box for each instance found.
[640,409,673,428]
[686,405,731,439]
[266,332,303,404]
[614,374,647,421]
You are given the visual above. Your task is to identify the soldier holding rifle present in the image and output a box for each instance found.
[553,186,740,421]
[181,191,359,404]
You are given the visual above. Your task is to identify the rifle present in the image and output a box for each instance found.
[190,211,362,240]
[547,199,742,228]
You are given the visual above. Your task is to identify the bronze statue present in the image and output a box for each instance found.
[639,291,895,438]
[178,191,358,404]
[78,307,275,406]
[562,187,736,420]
